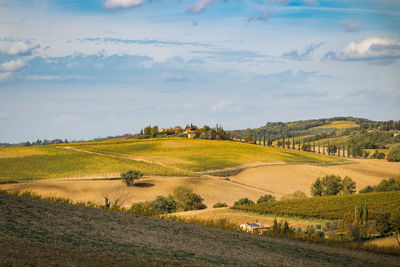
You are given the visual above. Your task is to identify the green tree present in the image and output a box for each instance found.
[233,198,254,206]
[172,186,207,211]
[213,202,228,208]
[322,175,343,195]
[390,210,400,246]
[341,176,356,194]
[151,195,176,214]
[387,143,400,162]
[376,212,392,236]
[311,178,323,196]
[327,144,337,155]
[121,170,144,186]
[257,194,276,203]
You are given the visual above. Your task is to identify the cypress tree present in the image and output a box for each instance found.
[363,205,369,225]
[263,135,266,146]
[347,145,350,157]
[283,137,285,149]
[323,144,325,155]
[338,145,340,157]
[292,138,295,149]
[318,143,320,154]
[273,218,278,232]
[313,141,316,153]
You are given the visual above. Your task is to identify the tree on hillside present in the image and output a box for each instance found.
[387,144,400,162]
[172,186,207,211]
[233,198,254,206]
[311,175,356,196]
[327,144,337,155]
[257,194,276,203]
[121,170,144,186]
[341,176,356,194]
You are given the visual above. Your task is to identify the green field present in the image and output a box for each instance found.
[0,146,191,181]
[69,138,341,172]
[233,191,400,220]
[311,121,359,130]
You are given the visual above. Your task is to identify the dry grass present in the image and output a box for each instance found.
[171,208,326,230]
[365,237,399,248]
[231,158,400,198]
[2,192,400,266]
[0,176,267,208]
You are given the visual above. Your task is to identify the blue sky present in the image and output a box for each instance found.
[0,0,400,143]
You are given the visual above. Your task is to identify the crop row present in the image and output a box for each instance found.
[233,191,400,220]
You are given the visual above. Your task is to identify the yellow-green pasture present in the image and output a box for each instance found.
[71,138,342,172]
[311,120,359,130]
[0,145,192,181]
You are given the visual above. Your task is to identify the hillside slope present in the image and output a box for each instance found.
[1,193,399,266]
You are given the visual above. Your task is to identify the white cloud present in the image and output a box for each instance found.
[0,59,26,72]
[104,0,143,9]
[8,42,39,56]
[210,100,232,113]
[187,0,213,13]
[324,37,400,63]
[0,72,12,82]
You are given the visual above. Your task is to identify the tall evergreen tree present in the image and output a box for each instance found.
[318,143,320,154]
[313,141,316,153]
[338,145,341,157]
[283,137,285,149]
[323,143,325,155]
[292,138,295,149]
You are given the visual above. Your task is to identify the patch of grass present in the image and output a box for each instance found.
[0,146,192,181]
[233,191,400,220]
[73,138,342,172]
[312,121,359,130]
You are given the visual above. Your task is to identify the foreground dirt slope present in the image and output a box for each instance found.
[1,193,399,266]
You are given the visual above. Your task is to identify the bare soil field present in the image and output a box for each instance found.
[231,159,400,198]
[1,193,399,266]
[172,207,326,230]
[0,176,267,208]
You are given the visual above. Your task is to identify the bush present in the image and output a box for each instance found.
[213,202,228,208]
[121,170,144,186]
[172,186,207,211]
[233,198,254,206]
[387,144,400,162]
[376,212,392,236]
[151,195,176,214]
[359,185,374,194]
[371,150,385,159]
[257,194,276,203]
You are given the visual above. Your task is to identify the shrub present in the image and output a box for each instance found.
[213,202,228,208]
[121,170,144,186]
[376,212,392,236]
[257,194,276,204]
[233,198,254,206]
[151,195,177,214]
[359,185,374,194]
[345,222,361,241]
[371,150,385,159]
[172,186,207,211]
[387,144,400,162]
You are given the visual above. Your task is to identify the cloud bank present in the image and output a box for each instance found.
[187,0,213,13]
[104,0,143,9]
[324,37,400,64]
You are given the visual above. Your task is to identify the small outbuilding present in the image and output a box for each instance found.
[240,222,271,234]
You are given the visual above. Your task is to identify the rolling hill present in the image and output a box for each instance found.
[1,192,399,266]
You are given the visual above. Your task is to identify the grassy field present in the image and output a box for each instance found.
[66,138,341,172]
[311,120,359,130]
[233,191,400,220]
[2,192,400,266]
[0,145,191,181]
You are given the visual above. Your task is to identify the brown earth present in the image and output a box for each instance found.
[1,193,400,267]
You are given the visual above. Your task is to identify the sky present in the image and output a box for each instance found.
[0,0,400,143]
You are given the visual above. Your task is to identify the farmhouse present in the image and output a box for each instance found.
[240,222,271,234]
